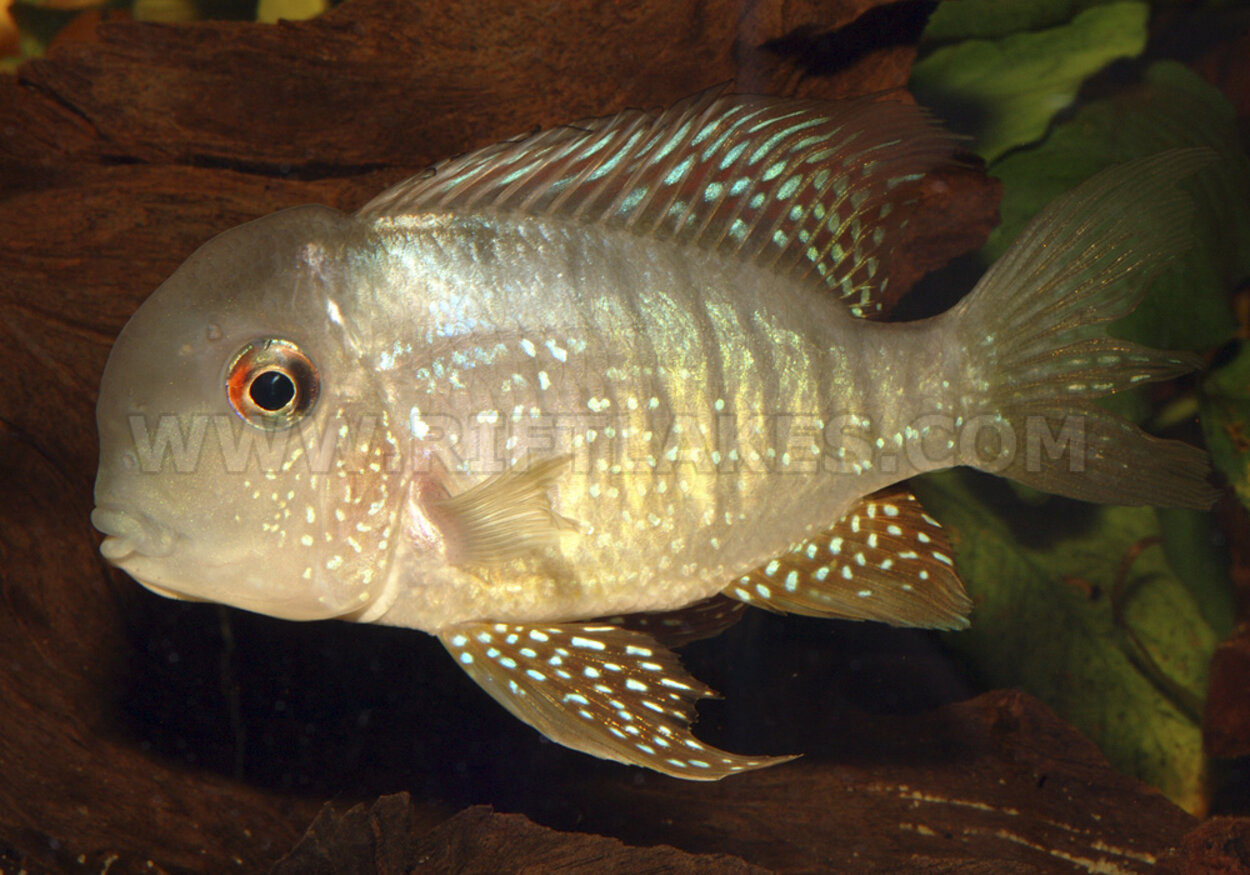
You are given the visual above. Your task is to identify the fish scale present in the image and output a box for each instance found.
[369,215,936,623]
[93,91,1216,779]
[359,91,948,316]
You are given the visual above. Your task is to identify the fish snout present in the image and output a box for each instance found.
[91,505,176,562]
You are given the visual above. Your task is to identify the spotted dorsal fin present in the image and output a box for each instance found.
[723,486,971,629]
[359,90,957,317]
[440,621,795,780]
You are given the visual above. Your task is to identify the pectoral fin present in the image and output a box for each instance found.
[723,486,971,630]
[434,455,580,565]
[439,621,795,780]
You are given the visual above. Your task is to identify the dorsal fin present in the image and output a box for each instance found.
[359,90,958,317]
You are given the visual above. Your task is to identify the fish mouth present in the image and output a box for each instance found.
[91,505,177,562]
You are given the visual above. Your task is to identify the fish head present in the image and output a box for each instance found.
[93,204,405,621]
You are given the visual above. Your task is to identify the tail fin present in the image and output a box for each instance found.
[951,149,1218,509]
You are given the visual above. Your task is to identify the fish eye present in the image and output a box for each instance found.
[249,370,296,411]
[226,339,318,429]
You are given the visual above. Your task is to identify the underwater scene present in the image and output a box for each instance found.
[2,0,1250,871]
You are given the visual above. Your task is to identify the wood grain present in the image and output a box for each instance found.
[22,1,1233,871]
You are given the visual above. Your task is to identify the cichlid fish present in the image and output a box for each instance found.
[92,92,1215,779]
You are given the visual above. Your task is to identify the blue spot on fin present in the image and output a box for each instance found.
[439,620,795,780]
[357,89,958,318]
[723,485,971,630]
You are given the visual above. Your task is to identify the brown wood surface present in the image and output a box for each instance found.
[268,689,1250,874]
[0,1,1243,872]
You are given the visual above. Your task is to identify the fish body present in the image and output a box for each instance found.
[322,211,958,629]
[92,92,1214,778]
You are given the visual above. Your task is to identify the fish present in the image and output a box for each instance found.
[91,90,1216,780]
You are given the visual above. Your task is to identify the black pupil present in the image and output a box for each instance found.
[249,370,296,411]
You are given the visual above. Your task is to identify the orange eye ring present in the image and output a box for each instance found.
[226,339,319,430]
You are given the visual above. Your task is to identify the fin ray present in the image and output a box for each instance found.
[723,487,971,630]
[440,621,794,780]
[359,90,958,317]
[434,455,579,565]
[595,594,748,649]
[951,150,1219,508]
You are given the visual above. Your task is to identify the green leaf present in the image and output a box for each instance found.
[910,2,1149,162]
[924,0,1118,43]
[4,3,74,69]
[1200,341,1250,513]
[132,0,201,22]
[256,0,326,23]
[916,471,1217,813]
[1157,507,1234,640]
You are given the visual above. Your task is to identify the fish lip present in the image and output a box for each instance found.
[99,534,136,563]
[91,504,176,561]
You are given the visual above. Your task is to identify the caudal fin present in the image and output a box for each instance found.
[951,150,1218,509]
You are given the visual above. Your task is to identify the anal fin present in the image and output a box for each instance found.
[440,621,794,780]
[724,486,971,630]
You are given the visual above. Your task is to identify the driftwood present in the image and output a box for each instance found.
[0,0,1244,871]
[269,689,1244,874]
[275,799,772,873]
